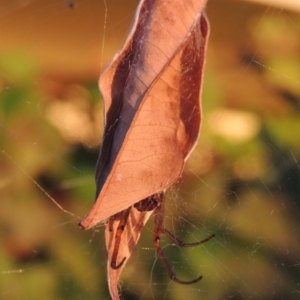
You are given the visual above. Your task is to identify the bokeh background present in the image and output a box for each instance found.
[1,0,300,299]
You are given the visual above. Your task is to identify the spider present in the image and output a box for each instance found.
[108,192,215,284]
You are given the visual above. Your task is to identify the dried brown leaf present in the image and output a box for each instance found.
[80,0,209,228]
[79,0,209,298]
[105,208,153,300]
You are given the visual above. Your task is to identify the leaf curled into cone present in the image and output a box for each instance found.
[79,0,210,298]
[79,0,209,230]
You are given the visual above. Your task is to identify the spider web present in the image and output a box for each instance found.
[1,0,300,299]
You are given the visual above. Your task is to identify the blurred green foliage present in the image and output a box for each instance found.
[1,1,300,300]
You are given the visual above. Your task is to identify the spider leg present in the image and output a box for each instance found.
[162,227,215,247]
[155,193,214,247]
[110,208,131,269]
[154,234,202,284]
[108,215,115,231]
[153,194,204,284]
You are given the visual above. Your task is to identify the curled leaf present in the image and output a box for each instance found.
[105,207,153,300]
[79,0,209,299]
[80,0,209,229]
